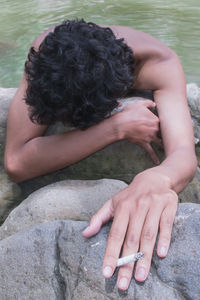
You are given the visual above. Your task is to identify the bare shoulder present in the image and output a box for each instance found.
[108,25,174,61]
[31,25,56,50]
[106,25,181,91]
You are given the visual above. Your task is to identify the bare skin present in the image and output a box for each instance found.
[4,24,197,290]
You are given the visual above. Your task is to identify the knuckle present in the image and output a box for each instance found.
[142,227,155,241]
[153,120,159,128]
[154,115,159,122]
[136,256,151,269]
[136,197,149,210]
[90,214,97,224]
[104,253,118,263]
[165,193,178,208]
[117,199,130,211]
[124,233,139,249]
[160,234,170,243]
[161,216,174,228]
[103,254,118,268]
[109,227,124,242]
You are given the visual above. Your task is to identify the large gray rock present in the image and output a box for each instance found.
[0,203,199,300]
[0,221,66,300]
[0,179,127,240]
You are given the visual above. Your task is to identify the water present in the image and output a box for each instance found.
[0,0,199,87]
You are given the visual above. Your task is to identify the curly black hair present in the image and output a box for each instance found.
[25,19,135,129]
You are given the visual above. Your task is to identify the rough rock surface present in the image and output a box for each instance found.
[0,85,200,223]
[0,202,199,300]
[0,179,127,240]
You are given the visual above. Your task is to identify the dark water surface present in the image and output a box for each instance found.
[0,0,199,87]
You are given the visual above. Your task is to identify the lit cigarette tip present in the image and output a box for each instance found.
[117,252,144,267]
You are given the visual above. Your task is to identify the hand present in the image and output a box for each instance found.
[82,169,178,290]
[114,100,162,164]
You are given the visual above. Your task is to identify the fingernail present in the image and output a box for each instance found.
[159,246,167,256]
[103,266,112,277]
[135,267,146,281]
[118,277,128,290]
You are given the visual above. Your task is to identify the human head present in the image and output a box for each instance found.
[25,19,135,129]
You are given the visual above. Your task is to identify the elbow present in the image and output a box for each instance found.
[4,154,25,183]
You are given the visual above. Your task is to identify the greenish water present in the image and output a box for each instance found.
[0,0,199,87]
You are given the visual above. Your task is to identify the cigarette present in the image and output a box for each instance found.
[117,252,144,267]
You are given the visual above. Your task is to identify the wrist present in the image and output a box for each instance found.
[110,112,125,142]
[99,113,122,144]
[133,167,173,190]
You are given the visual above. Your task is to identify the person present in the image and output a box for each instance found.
[4,19,197,291]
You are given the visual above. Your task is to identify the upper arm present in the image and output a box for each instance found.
[5,74,48,155]
[4,32,51,161]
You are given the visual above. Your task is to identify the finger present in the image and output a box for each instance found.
[144,143,160,165]
[157,199,177,257]
[143,100,156,109]
[82,199,113,238]
[153,137,163,148]
[117,201,149,290]
[102,202,130,278]
[135,205,162,282]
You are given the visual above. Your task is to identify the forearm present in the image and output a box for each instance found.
[150,61,197,194]
[5,116,118,183]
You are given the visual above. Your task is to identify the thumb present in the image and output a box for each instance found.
[82,199,114,238]
[143,100,156,109]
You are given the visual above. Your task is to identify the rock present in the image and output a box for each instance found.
[0,167,21,224]
[0,220,66,300]
[0,88,16,165]
[187,83,200,143]
[0,88,22,224]
[0,203,199,300]
[0,179,127,240]
[179,167,200,203]
[153,203,200,300]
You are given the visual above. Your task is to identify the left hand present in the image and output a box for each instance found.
[82,169,178,290]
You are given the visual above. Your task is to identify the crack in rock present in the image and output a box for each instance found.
[52,221,67,300]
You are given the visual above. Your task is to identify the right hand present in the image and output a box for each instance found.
[114,100,161,164]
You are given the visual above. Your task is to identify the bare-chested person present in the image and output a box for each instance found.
[4,20,197,290]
